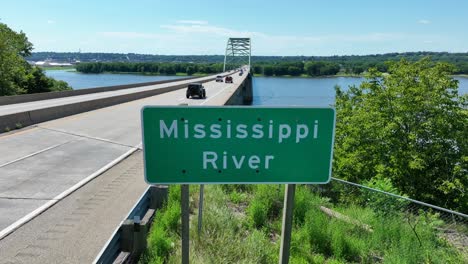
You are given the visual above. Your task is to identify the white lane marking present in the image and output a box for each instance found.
[0,146,139,240]
[200,84,233,105]
[37,126,141,150]
[0,141,73,168]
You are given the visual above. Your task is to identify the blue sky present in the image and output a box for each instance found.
[1,0,467,56]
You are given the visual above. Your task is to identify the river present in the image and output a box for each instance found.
[45,70,468,107]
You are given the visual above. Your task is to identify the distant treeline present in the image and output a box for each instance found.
[252,61,341,76]
[72,51,468,76]
[75,61,343,76]
[76,62,225,75]
[76,58,468,77]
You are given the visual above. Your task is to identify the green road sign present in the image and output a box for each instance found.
[141,106,335,184]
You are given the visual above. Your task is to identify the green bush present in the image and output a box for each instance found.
[146,227,172,260]
[293,185,324,225]
[160,202,180,232]
[255,185,283,219]
[229,191,248,204]
[247,199,268,228]
[304,209,331,256]
[362,175,409,216]
[168,185,181,204]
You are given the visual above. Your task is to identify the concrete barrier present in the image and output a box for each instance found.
[0,112,32,131]
[0,76,198,106]
[225,72,253,105]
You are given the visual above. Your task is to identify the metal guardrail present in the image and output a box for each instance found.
[93,186,168,264]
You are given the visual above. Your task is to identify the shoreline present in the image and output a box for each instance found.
[44,67,468,79]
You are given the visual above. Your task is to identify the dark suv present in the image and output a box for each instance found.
[186,83,206,99]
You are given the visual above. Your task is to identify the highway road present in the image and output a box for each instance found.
[0,69,248,242]
[0,73,233,116]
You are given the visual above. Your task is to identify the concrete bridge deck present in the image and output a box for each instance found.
[0,69,250,263]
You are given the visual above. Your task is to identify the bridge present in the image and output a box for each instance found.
[0,38,252,263]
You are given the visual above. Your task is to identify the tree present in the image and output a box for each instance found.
[0,22,71,96]
[333,58,467,211]
[263,66,274,76]
[287,66,302,76]
[186,66,195,75]
[305,61,325,76]
[0,23,30,95]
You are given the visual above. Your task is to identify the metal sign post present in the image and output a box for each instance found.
[279,184,296,264]
[181,184,189,264]
[198,184,204,236]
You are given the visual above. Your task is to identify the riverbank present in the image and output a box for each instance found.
[39,66,76,71]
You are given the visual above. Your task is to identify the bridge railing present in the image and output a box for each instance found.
[93,185,168,264]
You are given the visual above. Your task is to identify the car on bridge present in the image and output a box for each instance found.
[186,83,206,99]
[225,76,233,83]
[216,75,223,82]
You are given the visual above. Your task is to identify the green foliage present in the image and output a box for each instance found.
[144,227,172,263]
[228,191,248,204]
[160,202,181,233]
[252,185,283,219]
[305,61,340,76]
[334,58,468,211]
[362,175,409,215]
[0,22,71,96]
[144,184,465,263]
[168,185,181,204]
[247,199,269,228]
[76,61,224,75]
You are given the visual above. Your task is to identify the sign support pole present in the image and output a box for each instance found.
[197,184,204,236]
[279,184,296,264]
[181,184,190,264]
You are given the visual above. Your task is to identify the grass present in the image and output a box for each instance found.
[141,184,466,263]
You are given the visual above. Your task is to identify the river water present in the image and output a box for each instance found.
[45,70,186,90]
[46,70,468,107]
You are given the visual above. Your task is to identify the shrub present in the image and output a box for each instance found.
[362,175,409,216]
[247,199,268,228]
[304,209,331,256]
[160,202,180,232]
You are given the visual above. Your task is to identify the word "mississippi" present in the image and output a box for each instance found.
[159,119,319,143]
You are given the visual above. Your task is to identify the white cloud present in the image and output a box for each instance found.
[176,20,208,25]
[418,19,431,24]
[47,20,55,24]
